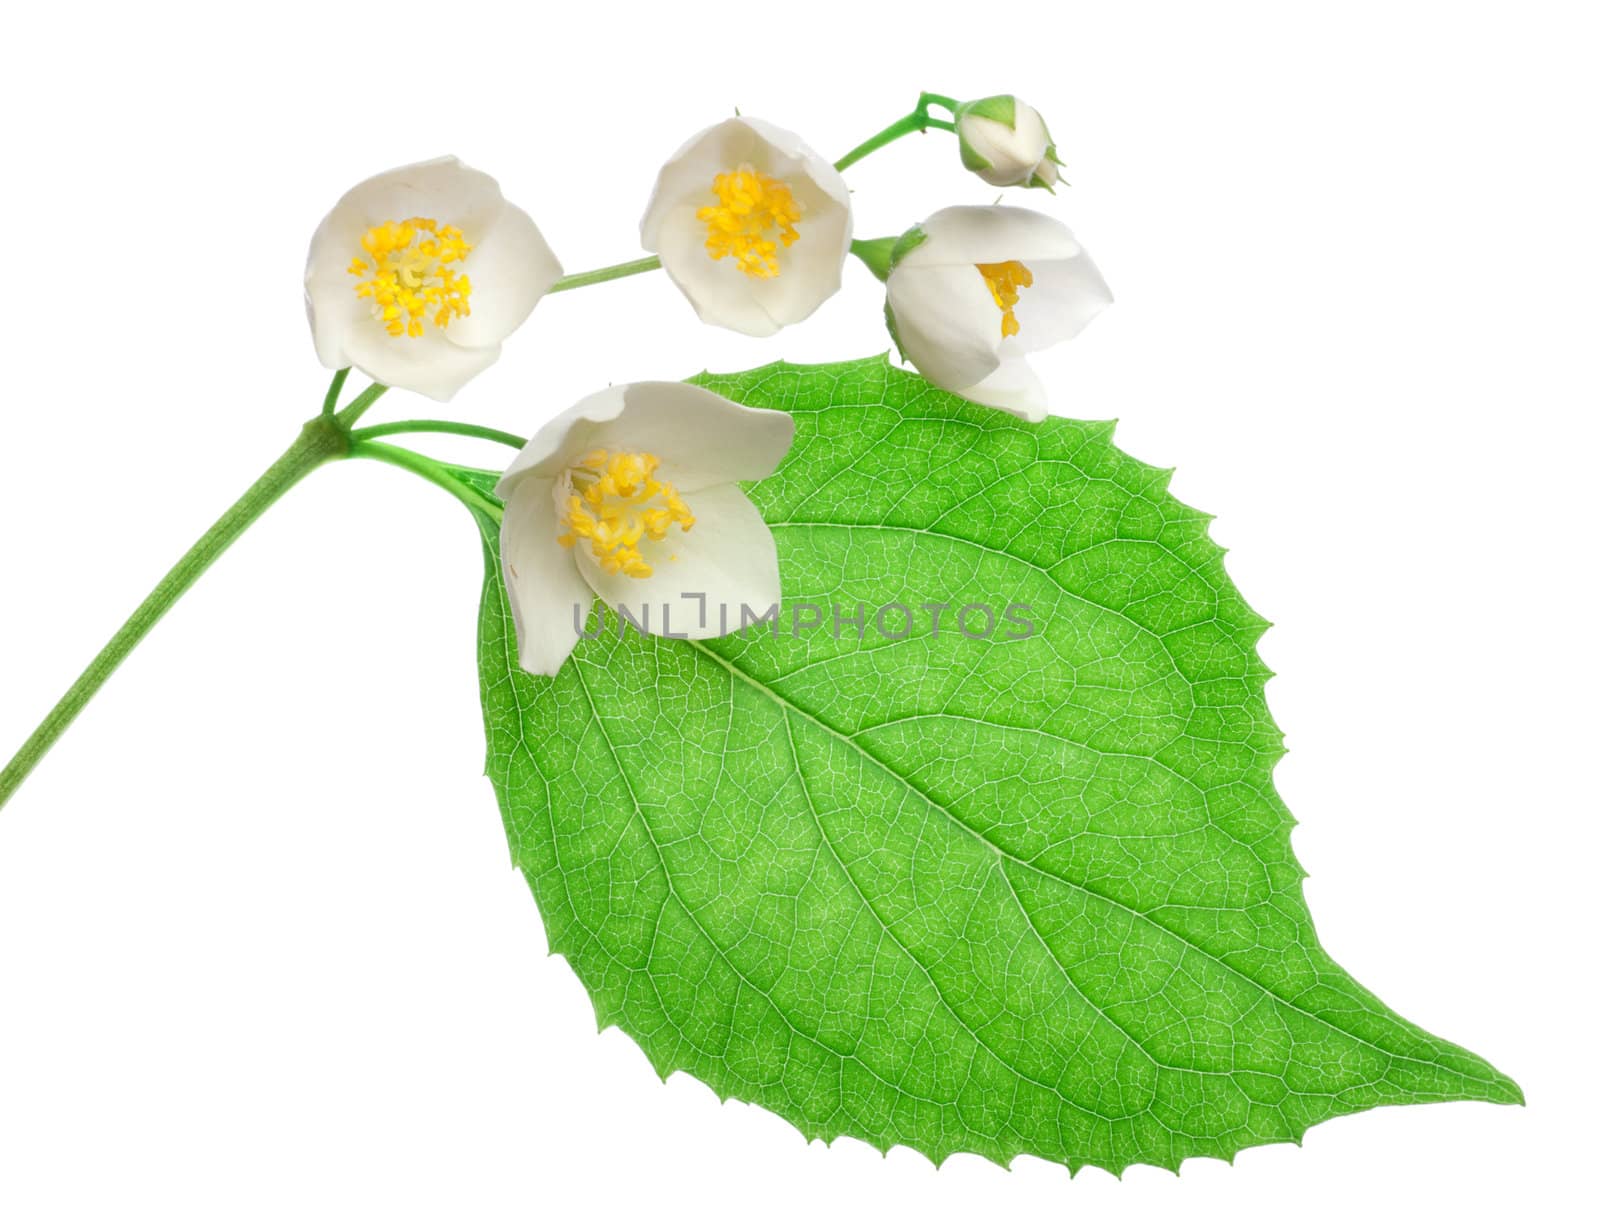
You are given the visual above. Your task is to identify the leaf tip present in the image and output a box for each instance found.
[1486,1070,1526,1106]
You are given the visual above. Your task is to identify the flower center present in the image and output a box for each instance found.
[556,450,695,580]
[976,260,1034,339]
[348,218,473,339]
[696,166,803,279]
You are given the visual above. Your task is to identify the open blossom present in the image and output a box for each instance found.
[496,383,794,675]
[884,206,1111,420]
[641,117,852,337]
[305,157,561,401]
[954,95,1064,189]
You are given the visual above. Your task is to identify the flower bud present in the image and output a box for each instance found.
[954,95,1063,190]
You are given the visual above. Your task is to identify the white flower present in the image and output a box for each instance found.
[496,383,794,675]
[641,117,852,337]
[884,206,1112,421]
[955,95,1063,189]
[305,157,561,401]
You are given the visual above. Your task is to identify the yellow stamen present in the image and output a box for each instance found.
[556,450,695,580]
[350,217,473,339]
[696,165,803,279]
[976,259,1034,339]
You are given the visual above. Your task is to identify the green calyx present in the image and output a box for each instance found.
[851,225,929,287]
[889,224,928,268]
[872,225,930,357]
[954,93,1018,129]
[1031,144,1068,192]
[849,237,897,283]
[883,300,906,361]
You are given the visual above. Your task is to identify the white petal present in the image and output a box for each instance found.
[1011,102,1050,155]
[574,484,780,640]
[641,119,775,241]
[751,192,850,328]
[640,116,845,247]
[959,357,1048,420]
[885,206,1111,402]
[640,116,851,336]
[1013,252,1114,353]
[446,202,562,348]
[887,264,1003,392]
[306,160,508,358]
[500,476,595,676]
[339,156,507,237]
[737,116,849,190]
[305,195,374,372]
[652,197,781,336]
[899,205,1086,269]
[497,382,793,496]
[734,120,855,320]
[340,323,500,403]
[497,386,626,494]
[303,276,365,374]
[303,155,531,396]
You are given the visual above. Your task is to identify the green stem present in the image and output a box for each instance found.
[349,439,504,524]
[352,419,527,450]
[539,92,962,297]
[335,381,388,429]
[321,367,350,419]
[548,256,662,294]
[834,93,959,172]
[0,417,352,812]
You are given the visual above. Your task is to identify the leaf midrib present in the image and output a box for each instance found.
[488,569,1301,1112]
[563,651,1115,1125]
[687,639,1464,1080]
[558,638,1291,1137]
[478,482,1475,1090]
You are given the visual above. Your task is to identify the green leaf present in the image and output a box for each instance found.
[473,357,1519,1175]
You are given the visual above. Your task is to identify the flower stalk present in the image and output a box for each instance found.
[351,419,528,450]
[348,439,505,525]
[486,94,967,306]
[2,89,1039,809]
[833,93,959,172]
[548,256,663,294]
[0,415,352,811]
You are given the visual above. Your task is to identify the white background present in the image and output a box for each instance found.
[1,2,1595,1228]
